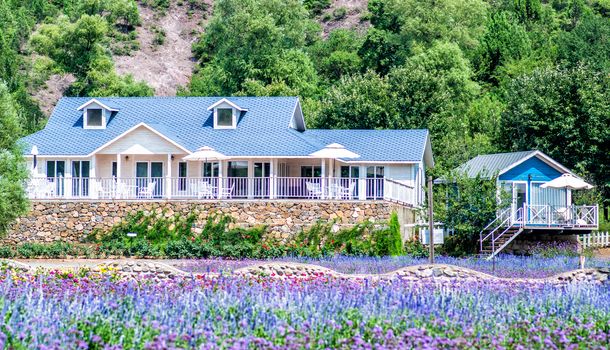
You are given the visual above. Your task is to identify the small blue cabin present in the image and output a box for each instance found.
[458,151,598,257]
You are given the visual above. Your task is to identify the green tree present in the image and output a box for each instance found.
[309,29,363,82]
[30,14,109,78]
[388,42,481,170]
[474,11,531,85]
[435,172,508,256]
[30,14,152,97]
[500,65,610,206]
[514,0,542,22]
[556,12,610,70]
[314,70,397,129]
[0,82,28,234]
[188,0,320,97]
[360,0,488,73]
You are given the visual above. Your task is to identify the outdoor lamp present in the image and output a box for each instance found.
[31,145,39,170]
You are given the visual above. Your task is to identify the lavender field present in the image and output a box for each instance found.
[1,264,609,349]
[172,254,610,278]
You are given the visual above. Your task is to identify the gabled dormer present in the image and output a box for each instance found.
[289,99,306,132]
[77,98,119,130]
[207,98,248,129]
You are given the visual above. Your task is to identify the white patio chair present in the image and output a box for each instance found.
[138,181,157,199]
[219,183,235,199]
[339,182,357,199]
[197,181,215,199]
[93,179,114,199]
[306,182,323,199]
[115,181,130,199]
[35,181,56,198]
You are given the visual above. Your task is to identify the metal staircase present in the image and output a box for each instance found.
[479,208,524,260]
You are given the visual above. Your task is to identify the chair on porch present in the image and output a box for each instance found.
[306,182,323,199]
[93,179,114,199]
[196,181,215,199]
[339,182,357,200]
[219,183,235,199]
[138,181,157,199]
[29,180,56,198]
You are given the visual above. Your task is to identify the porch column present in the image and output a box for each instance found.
[64,173,72,199]
[217,160,224,199]
[247,160,254,199]
[116,154,122,178]
[115,154,122,199]
[166,153,172,199]
[269,159,276,199]
[90,156,98,199]
[321,158,326,199]
[358,165,366,200]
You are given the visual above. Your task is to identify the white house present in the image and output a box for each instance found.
[20,97,434,206]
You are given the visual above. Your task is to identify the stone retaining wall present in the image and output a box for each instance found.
[6,200,403,244]
[4,259,606,285]
[505,233,580,255]
[234,262,609,285]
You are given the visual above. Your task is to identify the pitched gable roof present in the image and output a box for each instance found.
[19,97,432,164]
[457,150,572,178]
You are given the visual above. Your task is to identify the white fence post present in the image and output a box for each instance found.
[580,231,610,249]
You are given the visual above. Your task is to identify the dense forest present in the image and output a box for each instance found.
[0,0,608,222]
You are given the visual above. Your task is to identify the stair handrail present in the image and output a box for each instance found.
[479,207,512,253]
[485,207,524,259]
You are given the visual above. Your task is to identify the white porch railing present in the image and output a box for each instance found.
[25,176,418,205]
[383,179,415,206]
[579,231,610,249]
[522,204,598,228]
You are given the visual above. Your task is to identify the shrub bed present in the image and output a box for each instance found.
[1,211,421,259]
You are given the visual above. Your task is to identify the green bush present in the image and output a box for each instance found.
[303,0,331,15]
[333,7,348,20]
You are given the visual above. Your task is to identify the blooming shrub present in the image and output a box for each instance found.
[1,212,406,259]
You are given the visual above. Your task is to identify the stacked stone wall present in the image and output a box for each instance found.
[5,200,409,244]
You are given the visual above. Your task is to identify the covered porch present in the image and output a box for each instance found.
[25,155,420,205]
[498,178,598,229]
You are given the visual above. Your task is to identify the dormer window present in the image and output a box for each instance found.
[216,108,234,128]
[207,98,248,129]
[86,109,104,128]
[77,98,120,130]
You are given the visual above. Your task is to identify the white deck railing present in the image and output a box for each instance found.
[25,176,418,205]
[522,204,598,228]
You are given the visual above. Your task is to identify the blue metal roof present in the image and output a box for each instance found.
[304,129,430,162]
[19,97,430,162]
[457,151,537,178]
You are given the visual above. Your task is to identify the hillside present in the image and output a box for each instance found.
[0,0,608,208]
[29,0,370,115]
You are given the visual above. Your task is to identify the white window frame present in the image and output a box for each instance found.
[214,107,236,129]
[84,108,106,129]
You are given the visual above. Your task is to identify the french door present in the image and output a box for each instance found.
[366,166,384,199]
[253,162,270,198]
[46,160,65,196]
[71,161,90,197]
[178,162,188,192]
[341,165,359,198]
[136,162,163,197]
[227,161,248,198]
[512,182,527,223]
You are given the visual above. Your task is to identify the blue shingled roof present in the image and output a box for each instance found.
[304,129,430,162]
[19,97,430,163]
